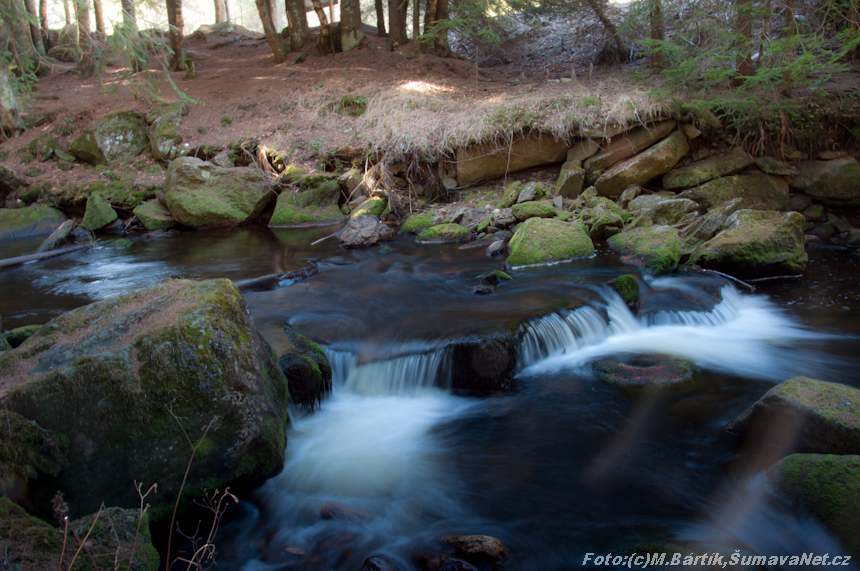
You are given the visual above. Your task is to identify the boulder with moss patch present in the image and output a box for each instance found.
[499,182,524,208]
[269,182,344,228]
[609,274,639,305]
[0,205,67,241]
[643,198,698,226]
[679,172,789,212]
[401,213,435,234]
[5,325,42,349]
[608,226,681,275]
[165,156,273,228]
[351,196,387,218]
[727,377,860,455]
[507,218,594,267]
[0,409,66,502]
[70,111,149,166]
[0,278,289,520]
[767,454,860,555]
[594,131,690,198]
[511,200,556,221]
[662,149,753,190]
[557,160,586,199]
[82,192,119,231]
[0,497,64,569]
[788,159,860,208]
[417,223,473,244]
[679,198,743,256]
[278,327,332,411]
[133,199,176,230]
[688,210,807,278]
[584,121,677,183]
[147,101,190,161]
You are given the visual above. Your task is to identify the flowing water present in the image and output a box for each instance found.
[1,228,859,569]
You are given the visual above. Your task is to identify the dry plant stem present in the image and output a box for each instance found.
[56,518,69,571]
[68,502,104,570]
[165,411,218,571]
[128,481,157,566]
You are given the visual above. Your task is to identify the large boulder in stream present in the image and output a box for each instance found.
[340,215,395,248]
[70,111,149,166]
[269,178,344,228]
[0,205,67,241]
[727,377,860,455]
[788,158,860,207]
[507,218,594,267]
[166,156,273,228]
[448,333,517,395]
[679,172,789,212]
[767,454,860,556]
[608,226,681,275]
[0,278,289,519]
[688,210,807,279]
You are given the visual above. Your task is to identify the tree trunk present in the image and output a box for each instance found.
[782,0,795,96]
[63,0,71,25]
[423,0,436,35]
[284,0,308,51]
[93,0,105,34]
[166,0,185,71]
[411,0,418,38]
[650,0,663,70]
[585,0,628,60]
[121,0,137,30]
[224,0,230,21]
[388,0,407,45]
[310,0,333,54]
[2,0,39,73]
[38,0,49,44]
[433,0,449,56]
[268,0,277,28]
[214,0,227,22]
[376,0,386,36]
[255,0,285,62]
[340,0,363,51]
[23,0,45,55]
[75,0,95,79]
[0,68,26,141]
[733,0,754,86]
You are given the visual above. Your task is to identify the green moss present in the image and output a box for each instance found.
[608,226,681,275]
[327,95,367,117]
[351,196,387,218]
[0,409,67,490]
[268,192,343,227]
[134,199,176,230]
[593,359,693,386]
[511,200,556,221]
[0,497,61,566]
[82,191,119,230]
[0,205,67,240]
[401,213,434,234]
[681,172,789,211]
[507,218,594,267]
[500,181,523,208]
[6,324,42,348]
[417,223,472,243]
[611,274,639,303]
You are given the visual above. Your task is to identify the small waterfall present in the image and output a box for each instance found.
[325,347,451,396]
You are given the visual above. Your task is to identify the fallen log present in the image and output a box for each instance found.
[35,219,75,254]
[0,243,91,269]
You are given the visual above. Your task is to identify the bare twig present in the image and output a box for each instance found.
[68,502,105,570]
[128,481,157,567]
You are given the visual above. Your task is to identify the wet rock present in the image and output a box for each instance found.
[362,555,396,571]
[279,352,331,410]
[166,156,273,228]
[439,534,508,563]
[459,231,511,250]
[767,454,860,555]
[0,205,67,241]
[5,324,42,349]
[584,121,676,183]
[680,198,743,256]
[789,192,813,212]
[755,156,800,177]
[727,377,860,455]
[81,192,119,231]
[133,199,176,230]
[448,333,517,395]
[34,219,74,253]
[688,210,807,279]
[557,160,585,199]
[146,101,190,162]
[70,111,149,166]
[270,179,344,228]
[320,503,369,523]
[340,215,394,248]
[402,212,435,234]
[485,240,506,257]
[507,218,594,267]
[417,223,473,244]
[414,552,479,571]
[456,134,567,185]
[679,172,789,212]
[479,269,512,286]
[593,357,694,386]
[594,131,690,199]
[472,284,496,295]
[608,226,681,275]
[789,158,860,207]
[511,200,556,221]
[0,279,289,518]
[608,274,639,306]
[662,148,753,190]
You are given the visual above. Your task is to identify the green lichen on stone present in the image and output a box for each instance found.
[70,111,149,166]
[6,324,42,348]
[767,454,860,555]
[511,200,556,221]
[417,223,472,243]
[680,172,789,212]
[268,192,343,227]
[0,409,67,496]
[609,226,681,275]
[500,181,524,208]
[610,274,639,304]
[82,192,118,231]
[351,196,387,218]
[0,205,67,241]
[133,199,176,230]
[0,497,62,567]
[507,218,594,267]
[401,213,434,234]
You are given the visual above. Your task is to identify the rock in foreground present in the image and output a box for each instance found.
[608,226,681,275]
[507,218,594,267]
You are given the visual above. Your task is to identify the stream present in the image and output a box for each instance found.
[1,226,858,570]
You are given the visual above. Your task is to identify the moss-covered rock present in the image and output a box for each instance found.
[0,409,66,502]
[499,181,524,208]
[789,158,860,208]
[81,192,118,231]
[0,497,62,568]
[755,156,800,177]
[767,454,860,555]
[269,181,344,228]
[401,212,434,234]
[68,506,160,571]
[147,101,190,161]
[417,223,473,244]
[165,157,273,228]
[802,203,826,222]
[133,199,176,230]
[5,324,42,349]
[584,121,677,183]
[688,210,807,278]
[610,274,639,304]
[679,172,790,212]
[70,111,149,166]
[557,160,585,199]
[590,210,624,240]
[680,198,743,256]
[0,205,67,241]
[609,226,681,275]
[645,198,698,225]
[511,200,556,221]
[507,218,594,267]
[278,327,332,411]
[0,278,288,520]
[594,131,690,198]
[728,377,860,455]
[351,196,387,218]
[662,149,753,190]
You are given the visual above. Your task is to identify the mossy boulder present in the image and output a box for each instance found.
[609,274,639,304]
[499,181,524,208]
[594,131,690,198]
[589,210,624,240]
[70,111,149,166]
[802,203,826,222]
[609,226,681,275]
[727,377,860,455]
[511,200,556,221]
[417,223,473,244]
[584,121,677,183]
[662,149,753,190]
[278,327,332,411]
[0,497,63,569]
[755,156,800,177]
[165,156,273,228]
[351,196,387,218]
[0,409,66,501]
[0,279,289,520]
[789,158,860,207]
[133,199,176,230]
[146,101,190,161]
[81,192,118,231]
[401,213,434,234]
[0,205,67,241]
[557,160,585,199]
[767,454,860,555]
[680,198,743,256]
[269,181,344,228]
[679,172,789,212]
[507,218,594,267]
[644,198,698,225]
[5,324,42,349]
[688,210,807,279]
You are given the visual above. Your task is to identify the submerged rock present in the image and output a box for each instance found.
[0,278,288,519]
[440,534,508,563]
[593,358,694,387]
[767,454,860,555]
[608,226,681,275]
[414,552,479,571]
[688,210,807,278]
[727,377,860,455]
[320,503,369,523]
[448,333,517,395]
[507,218,594,267]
